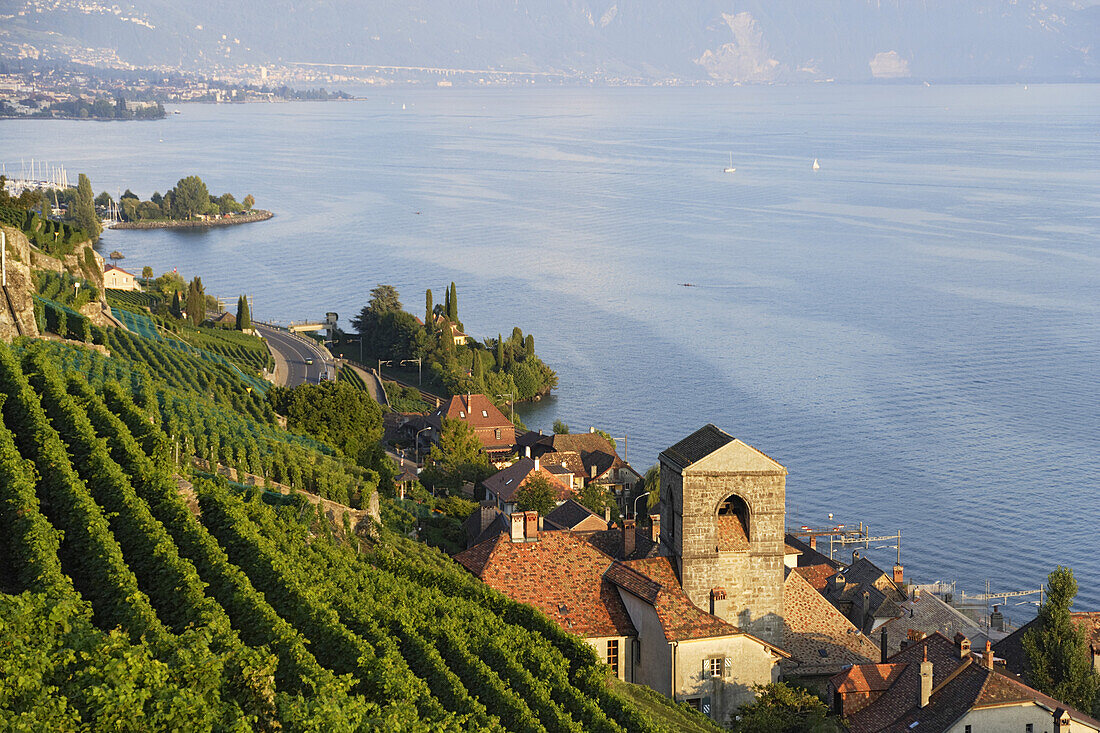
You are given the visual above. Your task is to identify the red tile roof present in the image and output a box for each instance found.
[782,569,880,676]
[620,557,750,643]
[454,531,636,638]
[793,563,836,592]
[429,394,515,450]
[832,663,906,693]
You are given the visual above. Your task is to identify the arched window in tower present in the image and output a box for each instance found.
[716,494,750,550]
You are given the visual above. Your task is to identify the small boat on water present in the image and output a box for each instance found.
[812,158,820,171]
[723,152,736,174]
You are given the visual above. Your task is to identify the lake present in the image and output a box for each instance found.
[4,84,1098,615]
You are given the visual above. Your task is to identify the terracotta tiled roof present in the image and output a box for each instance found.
[793,563,836,592]
[782,569,880,677]
[838,632,1100,733]
[428,394,514,449]
[482,457,573,503]
[620,557,749,642]
[547,433,636,482]
[832,663,905,693]
[584,526,663,561]
[604,562,662,604]
[103,264,135,277]
[453,531,636,638]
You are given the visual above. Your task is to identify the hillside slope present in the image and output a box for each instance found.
[3,0,1098,82]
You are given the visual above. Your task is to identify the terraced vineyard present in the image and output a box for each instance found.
[0,340,681,731]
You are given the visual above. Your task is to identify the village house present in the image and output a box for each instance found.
[830,632,1100,733]
[426,393,515,461]
[102,263,138,291]
[521,429,642,498]
[480,456,572,517]
[454,514,789,722]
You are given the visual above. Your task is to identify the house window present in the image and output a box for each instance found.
[459,411,466,418]
[964,727,971,733]
[606,640,619,675]
[1026,725,1033,733]
[495,428,501,440]
[482,410,489,417]
[706,657,724,678]
[685,697,701,712]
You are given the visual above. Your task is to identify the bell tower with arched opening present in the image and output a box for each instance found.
[659,424,786,644]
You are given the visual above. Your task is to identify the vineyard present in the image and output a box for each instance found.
[0,339,691,731]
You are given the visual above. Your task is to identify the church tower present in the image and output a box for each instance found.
[659,424,786,645]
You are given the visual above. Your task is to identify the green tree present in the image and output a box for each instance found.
[235,295,251,331]
[513,474,558,516]
[425,289,433,329]
[525,334,534,358]
[94,191,113,208]
[553,419,570,435]
[170,290,182,319]
[496,334,504,372]
[447,281,458,322]
[185,276,205,326]
[171,176,210,220]
[577,483,617,519]
[267,381,383,467]
[72,173,102,240]
[242,194,255,210]
[426,418,489,490]
[141,265,153,279]
[1023,567,1100,714]
[730,682,840,733]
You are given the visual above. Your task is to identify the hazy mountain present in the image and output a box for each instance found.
[3,0,1097,82]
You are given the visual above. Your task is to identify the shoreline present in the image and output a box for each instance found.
[109,210,273,230]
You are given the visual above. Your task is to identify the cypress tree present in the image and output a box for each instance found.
[73,173,102,241]
[1023,566,1100,713]
[185,277,205,326]
[425,289,433,329]
[235,295,251,331]
[525,334,534,359]
[443,287,451,322]
[496,334,504,372]
[448,281,458,321]
[170,290,182,319]
[472,350,484,384]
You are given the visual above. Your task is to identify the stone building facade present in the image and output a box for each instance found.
[659,424,787,646]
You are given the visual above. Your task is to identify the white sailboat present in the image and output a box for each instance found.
[723,152,736,174]
[812,158,820,171]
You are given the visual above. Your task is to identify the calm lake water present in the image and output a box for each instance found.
[4,85,1098,615]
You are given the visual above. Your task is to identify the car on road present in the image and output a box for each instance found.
[305,357,314,365]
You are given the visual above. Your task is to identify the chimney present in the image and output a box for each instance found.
[649,513,661,544]
[880,628,889,663]
[603,506,611,523]
[590,464,597,479]
[955,633,971,659]
[622,517,636,558]
[809,535,817,550]
[533,457,539,472]
[509,513,524,543]
[893,564,904,585]
[862,590,871,621]
[990,605,1005,632]
[590,426,595,433]
[525,445,531,458]
[1054,708,1072,733]
[919,646,933,708]
[524,510,538,541]
[983,640,993,669]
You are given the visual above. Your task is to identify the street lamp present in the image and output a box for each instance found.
[401,358,422,385]
[344,336,363,363]
[378,359,392,378]
[415,426,432,466]
[632,491,651,520]
[496,393,514,425]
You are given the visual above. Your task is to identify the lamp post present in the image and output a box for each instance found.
[632,491,650,520]
[496,393,514,425]
[378,359,392,379]
[343,336,363,363]
[401,358,422,385]
[415,426,431,466]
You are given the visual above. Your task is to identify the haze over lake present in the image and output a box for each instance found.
[5,84,1098,613]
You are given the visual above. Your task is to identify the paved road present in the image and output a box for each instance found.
[256,324,335,388]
